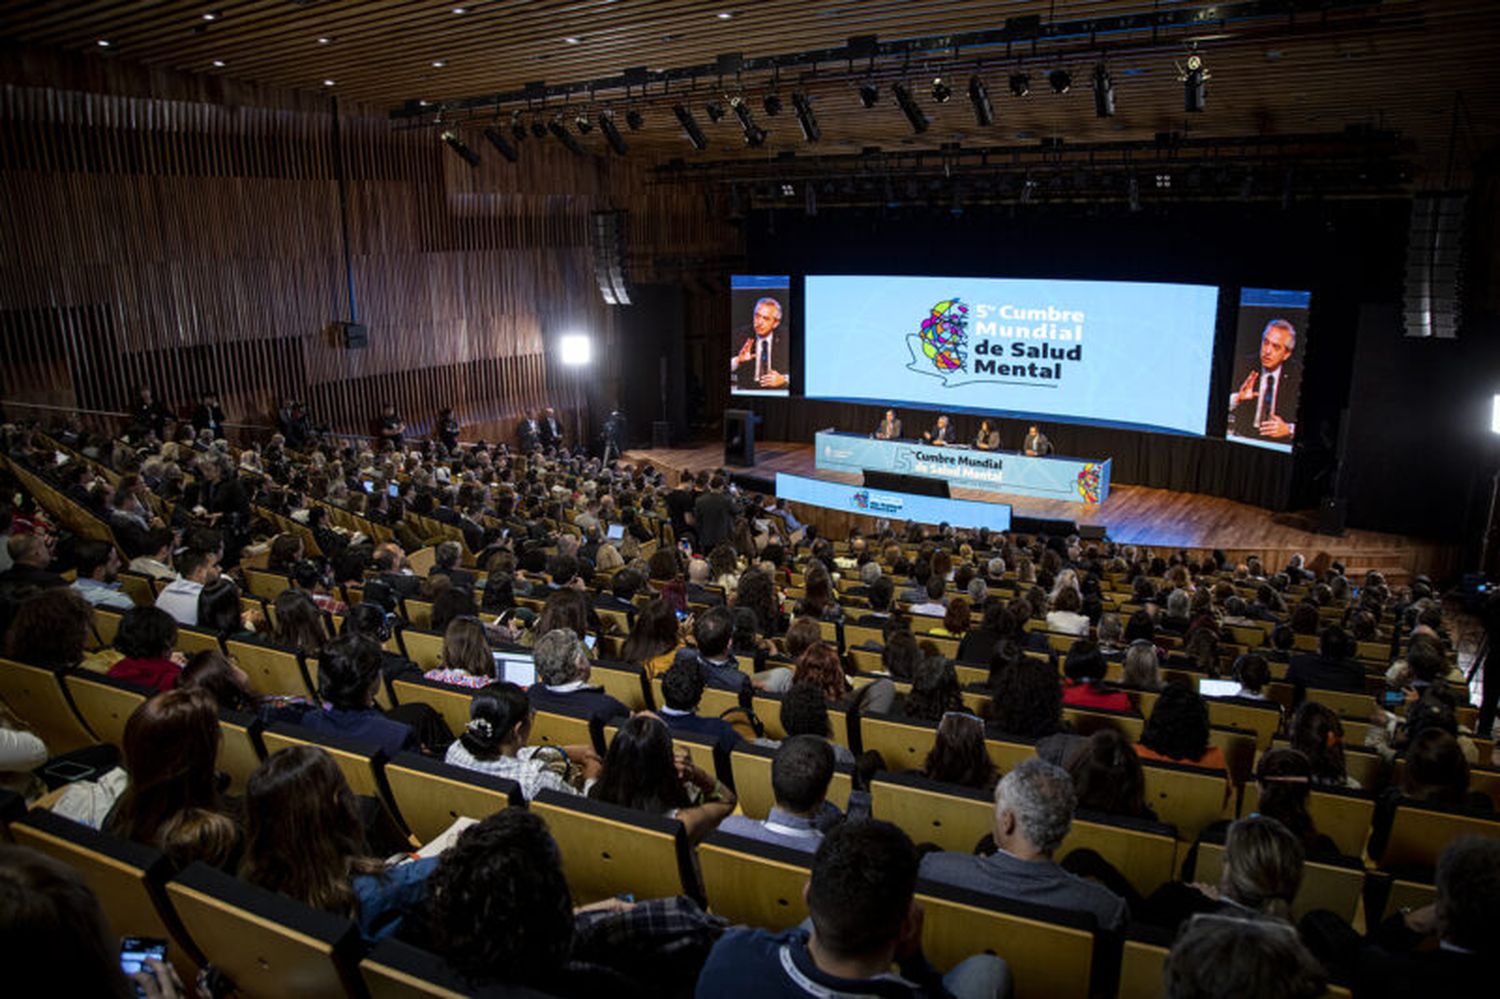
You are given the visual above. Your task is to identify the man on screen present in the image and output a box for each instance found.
[731,296,789,390]
[1023,425,1052,457]
[922,414,956,446]
[874,409,902,440]
[1229,319,1300,442]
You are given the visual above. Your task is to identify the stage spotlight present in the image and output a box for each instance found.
[574,113,594,134]
[673,103,709,150]
[858,82,880,108]
[791,91,820,143]
[967,75,993,126]
[598,110,629,155]
[510,109,527,141]
[441,130,481,167]
[705,101,725,123]
[625,108,644,130]
[1008,72,1030,97]
[892,82,929,134]
[482,125,519,162]
[762,93,783,116]
[559,333,592,366]
[1048,68,1071,94]
[931,76,952,103]
[1092,62,1115,117]
[546,117,586,156]
[729,96,767,146]
[530,117,548,138]
[1182,53,1209,112]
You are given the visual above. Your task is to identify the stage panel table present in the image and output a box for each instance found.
[814,430,1110,505]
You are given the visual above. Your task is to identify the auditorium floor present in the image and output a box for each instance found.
[625,442,1463,584]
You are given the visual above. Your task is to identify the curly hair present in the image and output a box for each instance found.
[1287,702,1347,785]
[1070,728,1151,820]
[734,568,780,636]
[793,643,849,703]
[1139,681,1212,762]
[427,809,575,987]
[922,713,997,791]
[987,657,1063,739]
[3,587,93,668]
[900,656,962,722]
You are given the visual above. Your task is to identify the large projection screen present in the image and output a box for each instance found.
[804,275,1221,436]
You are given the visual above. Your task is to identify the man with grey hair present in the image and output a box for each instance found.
[967,577,989,606]
[986,556,1007,581]
[525,627,629,727]
[918,758,1128,934]
[429,540,476,590]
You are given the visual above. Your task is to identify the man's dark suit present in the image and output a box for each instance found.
[527,684,629,731]
[686,583,725,607]
[731,330,789,391]
[925,422,956,444]
[539,416,562,449]
[1023,431,1053,456]
[516,418,540,450]
[693,490,735,551]
[874,417,902,439]
[1227,356,1301,443]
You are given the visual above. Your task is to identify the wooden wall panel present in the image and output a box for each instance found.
[0,44,739,445]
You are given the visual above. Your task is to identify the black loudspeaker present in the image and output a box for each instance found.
[1317,496,1348,536]
[1402,193,1466,338]
[862,470,951,498]
[331,321,367,348]
[651,421,672,448]
[590,210,632,306]
[1011,515,1079,537]
[724,409,756,466]
[1079,524,1108,541]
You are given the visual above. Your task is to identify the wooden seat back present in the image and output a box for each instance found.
[0,657,96,753]
[63,672,147,749]
[529,788,702,905]
[382,752,520,843]
[698,831,813,931]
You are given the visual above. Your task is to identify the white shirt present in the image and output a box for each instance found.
[155,578,204,626]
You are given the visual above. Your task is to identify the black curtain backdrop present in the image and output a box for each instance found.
[708,197,1498,541]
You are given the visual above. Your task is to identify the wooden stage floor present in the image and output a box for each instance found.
[624,442,1458,582]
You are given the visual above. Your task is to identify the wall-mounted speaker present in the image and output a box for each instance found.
[1402,193,1466,338]
[590,210,632,306]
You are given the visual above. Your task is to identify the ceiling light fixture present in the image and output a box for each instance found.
[858,82,880,109]
[673,104,709,150]
[322,79,336,87]
[211,59,226,68]
[431,60,446,68]
[791,91,820,143]
[1181,53,1209,112]
[482,125,519,163]
[625,108,644,131]
[202,10,221,22]
[1048,68,1071,93]
[564,36,580,45]
[729,96,766,146]
[1008,72,1030,97]
[705,101,725,123]
[547,117,586,155]
[967,75,993,126]
[762,93,783,116]
[510,109,527,141]
[442,130,481,167]
[317,37,332,45]
[1092,62,1115,117]
[892,82,930,134]
[573,112,594,133]
[97,39,111,47]
[530,116,548,138]
[598,110,629,155]
[931,76,952,103]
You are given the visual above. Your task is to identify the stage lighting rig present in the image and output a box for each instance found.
[1180,53,1209,112]
[441,129,481,167]
[1008,72,1030,97]
[706,101,726,123]
[547,117,586,155]
[574,112,594,133]
[509,109,527,141]
[482,125,519,162]
[931,76,952,103]
[625,108,644,130]
[967,75,993,126]
[763,92,783,116]
[1048,68,1071,94]
[791,91,820,142]
[673,103,709,150]
[1092,62,1115,117]
[598,110,629,155]
[729,96,767,146]
[858,82,880,108]
[892,82,930,134]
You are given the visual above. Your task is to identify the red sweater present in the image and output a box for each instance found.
[107,657,180,693]
[1061,680,1134,713]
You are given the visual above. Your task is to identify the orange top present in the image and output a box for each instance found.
[1133,742,1228,774]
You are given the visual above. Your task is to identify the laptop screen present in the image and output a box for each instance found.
[492,652,537,687]
[606,523,625,541]
[1197,678,1240,699]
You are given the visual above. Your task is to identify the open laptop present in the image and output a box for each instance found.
[492,650,537,687]
[606,523,625,541]
[1196,677,1240,699]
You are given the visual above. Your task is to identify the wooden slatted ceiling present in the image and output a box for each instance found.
[1,1,1496,177]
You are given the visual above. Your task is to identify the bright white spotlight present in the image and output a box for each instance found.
[1491,394,1500,434]
[559,334,592,366]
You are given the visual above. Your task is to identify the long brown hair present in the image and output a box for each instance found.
[272,589,326,655]
[106,688,236,868]
[240,746,381,917]
[440,617,490,677]
[793,643,848,702]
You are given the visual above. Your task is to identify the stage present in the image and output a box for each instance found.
[624,441,1460,583]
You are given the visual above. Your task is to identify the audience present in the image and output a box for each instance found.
[1134,681,1227,775]
[1164,911,1326,999]
[921,710,999,794]
[718,735,840,851]
[590,714,736,844]
[106,605,183,692]
[443,683,598,798]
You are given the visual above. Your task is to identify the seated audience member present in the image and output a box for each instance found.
[1288,701,1359,788]
[1251,749,1341,858]
[921,711,999,794]
[1286,625,1364,700]
[1069,729,1156,821]
[423,616,492,689]
[153,548,217,626]
[103,688,239,868]
[290,559,346,614]
[879,629,923,681]
[340,602,420,685]
[930,596,971,639]
[1121,639,1162,691]
[984,655,1084,766]
[1061,640,1133,712]
[107,605,182,693]
[69,540,134,610]
[196,577,257,641]
[1164,912,1326,999]
[0,533,66,605]
[241,745,435,944]
[1134,681,1227,775]
[919,758,1127,935]
[1045,586,1089,637]
[0,843,187,998]
[590,714,735,844]
[718,735,842,851]
[1352,836,1495,995]
[620,597,685,678]
[526,628,630,727]
[128,527,178,581]
[1227,652,1274,703]
[1367,729,1493,862]
[852,576,897,626]
[269,588,327,658]
[1143,814,1307,934]
[690,604,791,694]
[795,642,895,714]
[658,656,744,757]
[444,683,598,799]
[957,599,1009,664]
[429,540,476,590]
[300,634,417,757]
[697,819,1012,999]
[777,682,857,768]
[908,576,949,618]
[900,655,964,722]
[5,587,94,672]
[176,649,307,724]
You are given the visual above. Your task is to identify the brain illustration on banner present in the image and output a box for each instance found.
[917,299,969,373]
[1076,463,1102,504]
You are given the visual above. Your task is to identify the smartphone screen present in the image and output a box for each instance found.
[387,483,400,498]
[1382,690,1406,707]
[120,936,168,996]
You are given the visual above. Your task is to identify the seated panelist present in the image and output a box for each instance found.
[922,414,956,446]
[1023,424,1053,457]
[974,419,1001,451]
[873,409,902,440]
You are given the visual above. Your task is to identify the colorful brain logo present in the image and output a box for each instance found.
[1076,463,1102,504]
[851,490,871,510]
[918,299,969,373]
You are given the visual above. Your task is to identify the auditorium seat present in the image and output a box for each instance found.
[1059,810,1181,898]
[1140,759,1233,843]
[729,744,854,819]
[603,721,721,781]
[1240,782,1374,859]
[1378,800,1500,873]
[1379,878,1437,922]
[115,571,156,607]
[914,880,1097,999]
[399,597,434,631]
[1194,829,1365,922]
[0,656,97,753]
[174,626,224,658]
[217,708,264,795]
[12,809,201,983]
[259,723,407,838]
[528,788,704,905]
[1117,929,1173,999]
[395,628,444,671]
[62,672,148,749]
[243,568,291,603]
[1062,706,1145,743]
[382,752,520,843]
[1267,736,1385,790]
[389,674,473,737]
[870,770,992,853]
[167,860,364,997]
[529,705,602,754]
[1203,698,1283,751]
[360,937,470,999]
[226,639,316,700]
[89,607,122,650]
[698,830,812,931]
[589,660,651,712]
[858,712,939,772]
